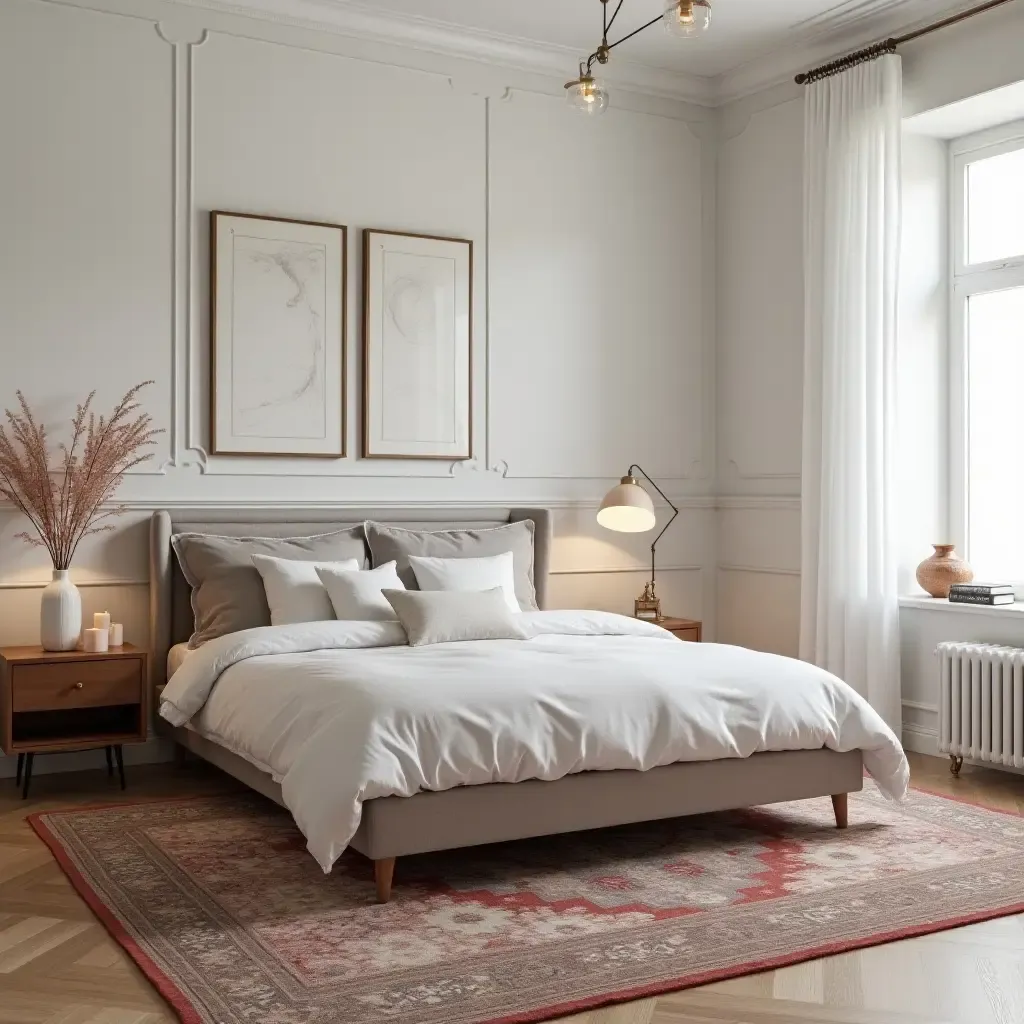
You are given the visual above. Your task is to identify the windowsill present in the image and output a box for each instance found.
[899,595,1024,616]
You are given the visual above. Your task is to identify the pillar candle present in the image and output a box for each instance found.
[108,622,124,647]
[83,627,109,653]
[93,611,111,630]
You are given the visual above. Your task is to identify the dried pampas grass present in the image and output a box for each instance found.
[0,382,162,570]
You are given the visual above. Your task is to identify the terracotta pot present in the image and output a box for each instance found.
[916,544,974,598]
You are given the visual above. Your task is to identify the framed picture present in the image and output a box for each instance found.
[210,211,347,457]
[362,229,472,460]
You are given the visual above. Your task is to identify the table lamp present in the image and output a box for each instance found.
[597,465,678,621]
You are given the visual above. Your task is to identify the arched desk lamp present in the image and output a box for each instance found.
[597,467,678,622]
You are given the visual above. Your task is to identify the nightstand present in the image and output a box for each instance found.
[659,617,702,642]
[0,644,148,798]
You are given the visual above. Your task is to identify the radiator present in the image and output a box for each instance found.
[937,642,1024,771]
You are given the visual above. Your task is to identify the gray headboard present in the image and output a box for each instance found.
[149,506,552,688]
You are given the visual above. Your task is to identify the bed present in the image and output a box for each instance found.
[151,507,908,903]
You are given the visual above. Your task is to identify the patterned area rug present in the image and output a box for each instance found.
[30,783,1024,1024]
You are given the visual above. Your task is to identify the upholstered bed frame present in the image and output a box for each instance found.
[150,507,863,902]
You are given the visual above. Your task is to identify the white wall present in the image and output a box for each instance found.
[714,10,1024,753]
[0,0,716,775]
[715,86,805,657]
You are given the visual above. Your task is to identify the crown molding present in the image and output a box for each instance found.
[164,0,716,105]
[161,0,992,108]
[713,0,985,105]
[67,0,997,109]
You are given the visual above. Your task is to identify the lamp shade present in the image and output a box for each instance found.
[597,476,656,533]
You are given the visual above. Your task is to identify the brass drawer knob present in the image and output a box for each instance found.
[75,681,84,690]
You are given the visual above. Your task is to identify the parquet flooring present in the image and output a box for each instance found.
[1,753,1022,1024]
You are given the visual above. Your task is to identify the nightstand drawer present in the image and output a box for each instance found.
[12,659,143,712]
[671,627,701,643]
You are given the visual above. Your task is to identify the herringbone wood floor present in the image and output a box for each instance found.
[1,752,1023,1024]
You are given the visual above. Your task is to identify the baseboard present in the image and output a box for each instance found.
[0,736,174,779]
[902,724,938,757]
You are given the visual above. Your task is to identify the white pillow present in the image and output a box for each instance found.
[251,554,360,625]
[316,561,405,621]
[408,551,520,613]
[383,588,529,647]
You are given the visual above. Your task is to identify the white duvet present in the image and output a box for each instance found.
[160,611,909,872]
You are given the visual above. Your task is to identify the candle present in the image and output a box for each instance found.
[83,627,109,653]
[108,622,123,647]
[93,611,111,630]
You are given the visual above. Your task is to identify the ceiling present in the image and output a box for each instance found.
[191,0,987,101]
[310,0,964,78]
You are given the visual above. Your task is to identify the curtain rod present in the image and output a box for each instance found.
[795,0,1016,85]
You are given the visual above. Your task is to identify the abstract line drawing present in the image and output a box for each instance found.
[363,230,471,461]
[211,213,346,458]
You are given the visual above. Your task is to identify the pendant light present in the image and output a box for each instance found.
[663,0,712,38]
[565,71,610,115]
[567,0,712,115]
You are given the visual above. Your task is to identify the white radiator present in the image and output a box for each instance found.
[937,642,1024,768]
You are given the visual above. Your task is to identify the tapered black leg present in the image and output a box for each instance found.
[21,753,33,800]
[105,746,113,778]
[114,745,126,791]
[15,753,24,787]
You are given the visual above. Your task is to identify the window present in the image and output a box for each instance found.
[951,122,1024,582]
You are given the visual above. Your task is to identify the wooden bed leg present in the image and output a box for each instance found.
[174,744,188,769]
[374,858,396,904]
[831,793,849,830]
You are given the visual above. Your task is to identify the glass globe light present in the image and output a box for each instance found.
[565,75,609,115]
[663,0,711,38]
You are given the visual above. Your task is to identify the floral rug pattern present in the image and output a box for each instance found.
[31,782,1024,1024]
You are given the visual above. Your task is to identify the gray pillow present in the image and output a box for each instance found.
[364,520,538,611]
[172,528,368,647]
[383,588,530,647]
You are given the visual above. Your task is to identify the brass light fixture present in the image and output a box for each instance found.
[565,0,712,115]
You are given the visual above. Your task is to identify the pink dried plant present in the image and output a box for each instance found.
[0,382,162,570]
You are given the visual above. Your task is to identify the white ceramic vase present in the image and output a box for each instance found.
[40,569,81,651]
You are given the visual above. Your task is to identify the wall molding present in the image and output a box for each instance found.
[724,459,801,484]
[551,565,702,577]
[83,495,718,511]
[901,721,937,757]
[717,563,800,577]
[147,12,699,483]
[162,0,714,104]
[0,577,150,591]
[158,0,984,107]
[3,494,804,514]
[161,21,210,473]
[36,0,997,110]
[717,496,800,511]
[0,565,705,590]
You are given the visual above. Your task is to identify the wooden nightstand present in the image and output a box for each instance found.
[659,617,702,642]
[0,644,148,798]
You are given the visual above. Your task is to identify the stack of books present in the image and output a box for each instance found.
[948,583,1015,606]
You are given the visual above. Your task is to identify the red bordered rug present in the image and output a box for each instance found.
[28,782,1024,1024]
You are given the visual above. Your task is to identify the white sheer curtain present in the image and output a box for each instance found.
[800,55,903,733]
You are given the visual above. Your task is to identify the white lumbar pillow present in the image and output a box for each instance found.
[408,551,520,613]
[382,587,529,647]
[251,554,360,625]
[316,561,405,621]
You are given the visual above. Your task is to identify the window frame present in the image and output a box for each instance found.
[948,120,1024,567]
